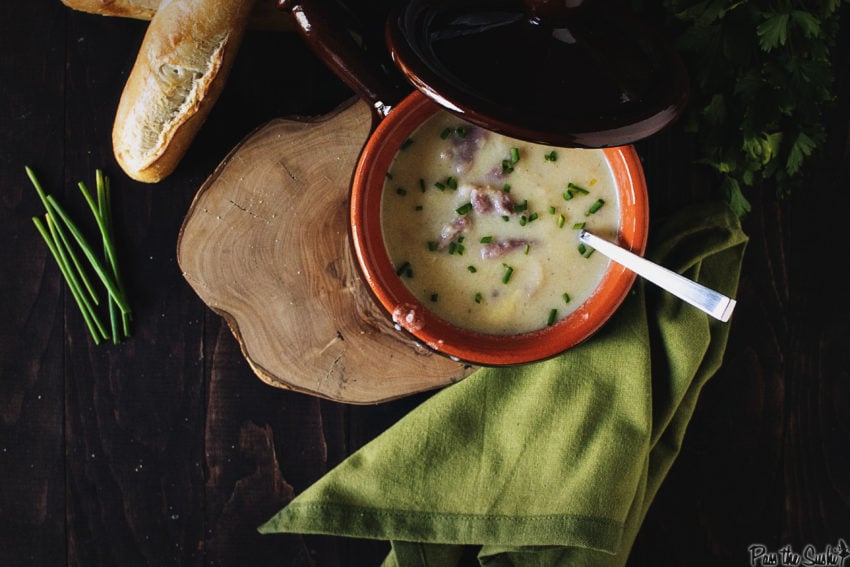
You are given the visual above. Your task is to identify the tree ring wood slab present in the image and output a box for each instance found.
[177,99,475,404]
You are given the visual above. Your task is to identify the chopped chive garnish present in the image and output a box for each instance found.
[503,184,511,192]
[446,176,458,190]
[415,205,423,211]
[573,222,586,230]
[427,241,437,251]
[547,308,558,326]
[480,235,493,243]
[515,200,528,213]
[456,202,473,215]
[400,138,414,150]
[434,181,446,190]
[474,292,483,304]
[568,182,589,195]
[524,243,530,255]
[502,215,510,222]
[457,244,465,255]
[586,198,605,215]
[419,178,426,192]
[557,214,566,228]
[448,241,457,254]
[440,127,452,139]
[519,216,527,226]
[396,187,407,196]
[562,190,573,201]
[578,243,587,255]
[549,206,556,214]
[456,126,467,137]
[386,172,393,180]
[396,261,412,277]
[528,212,538,222]
[510,147,520,163]
[583,247,595,258]
[501,160,514,174]
[562,293,571,303]
[502,264,514,284]
[467,265,477,273]
[458,236,465,243]
[430,293,439,302]
[544,150,558,162]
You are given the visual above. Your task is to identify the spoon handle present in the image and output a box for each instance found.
[579,230,736,322]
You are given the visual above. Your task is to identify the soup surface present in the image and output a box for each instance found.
[381,110,620,335]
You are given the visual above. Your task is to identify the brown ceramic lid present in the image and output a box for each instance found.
[385,0,689,148]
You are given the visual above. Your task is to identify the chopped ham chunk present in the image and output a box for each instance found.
[440,126,488,174]
[480,238,534,259]
[436,215,472,250]
[467,185,516,216]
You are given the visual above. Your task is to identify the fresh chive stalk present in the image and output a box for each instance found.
[26,166,132,344]
[33,215,106,344]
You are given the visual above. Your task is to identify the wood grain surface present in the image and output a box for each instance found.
[177,100,472,403]
[1,1,848,566]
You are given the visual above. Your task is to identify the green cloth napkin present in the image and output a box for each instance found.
[260,201,748,566]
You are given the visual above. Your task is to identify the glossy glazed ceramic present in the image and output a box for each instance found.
[385,0,689,148]
[350,91,649,366]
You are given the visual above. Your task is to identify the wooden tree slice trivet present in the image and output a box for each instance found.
[177,98,475,403]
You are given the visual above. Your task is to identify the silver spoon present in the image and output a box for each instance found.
[579,230,736,322]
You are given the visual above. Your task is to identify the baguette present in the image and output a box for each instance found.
[112,0,255,183]
[60,0,293,31]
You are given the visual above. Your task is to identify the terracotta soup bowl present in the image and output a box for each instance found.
[350,91,648,366]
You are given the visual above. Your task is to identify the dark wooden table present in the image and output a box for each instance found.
[2,1,849,565]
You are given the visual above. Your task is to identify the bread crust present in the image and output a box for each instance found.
[112,0,255,183]
[61,0,292,31]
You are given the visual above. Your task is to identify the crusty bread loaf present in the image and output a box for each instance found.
[61,0,293,31]
[112,0,255,183]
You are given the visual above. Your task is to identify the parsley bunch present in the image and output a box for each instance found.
[662,0,846,216]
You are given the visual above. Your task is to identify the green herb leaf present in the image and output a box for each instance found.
[757,12,790,52]
[786,131,817,175]
[663,0,842,217]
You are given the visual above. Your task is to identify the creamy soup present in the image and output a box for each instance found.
[381,110,620,335]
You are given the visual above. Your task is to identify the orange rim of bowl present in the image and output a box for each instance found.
[350,91,649,366]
